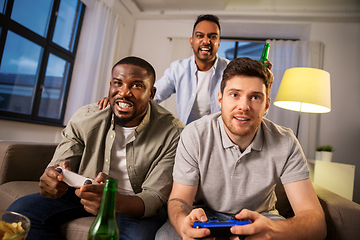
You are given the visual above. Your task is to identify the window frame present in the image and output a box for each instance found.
[0,0,85,126]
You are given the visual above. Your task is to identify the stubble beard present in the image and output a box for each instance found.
[223,113,262,138]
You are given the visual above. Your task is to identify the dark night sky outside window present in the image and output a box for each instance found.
[0,0,85,126]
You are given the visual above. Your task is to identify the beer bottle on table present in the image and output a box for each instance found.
[259,43,270,67]
[88,178,119,240]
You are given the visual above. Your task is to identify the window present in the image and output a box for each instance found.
[0,0,85,126]
[218,38,267,61]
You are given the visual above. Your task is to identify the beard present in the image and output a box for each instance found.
[113,112,133,126]
[222,111,263,138]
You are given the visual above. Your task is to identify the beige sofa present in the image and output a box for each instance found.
[1,140,360,240]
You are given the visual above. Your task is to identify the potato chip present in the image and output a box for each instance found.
[0,220,25,240]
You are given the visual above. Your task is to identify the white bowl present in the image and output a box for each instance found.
[0,211,30,240]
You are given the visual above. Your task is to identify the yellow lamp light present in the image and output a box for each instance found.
[274,67,331,137]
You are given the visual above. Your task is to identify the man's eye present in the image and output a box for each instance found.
[196,34,203,38]
[210,35,218,40]
[231,93,238,98]
[133,84,143,89]
[252,96,260,100]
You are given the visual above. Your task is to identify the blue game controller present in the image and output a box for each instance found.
[193,219,251,239]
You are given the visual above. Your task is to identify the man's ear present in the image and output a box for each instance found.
[149,87,156,102]
[217,91,223,109]
[189,37,193,49]
[266,97,271,110]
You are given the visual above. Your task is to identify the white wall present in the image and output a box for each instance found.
[130,18,360,203]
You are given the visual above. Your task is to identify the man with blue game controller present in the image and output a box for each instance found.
[155,57,326,240]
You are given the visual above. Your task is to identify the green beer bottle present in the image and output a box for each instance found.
[88,178,119,240]
[259,43,270,67]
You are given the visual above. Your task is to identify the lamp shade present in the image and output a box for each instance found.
[274,67,331,113]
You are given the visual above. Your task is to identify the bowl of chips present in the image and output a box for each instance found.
[0,211,30,240]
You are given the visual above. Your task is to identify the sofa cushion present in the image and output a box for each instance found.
[60,216,95,240]
[0,181,40,210]
[0,141,57,184]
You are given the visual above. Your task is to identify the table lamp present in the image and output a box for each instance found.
[273,67,331,138]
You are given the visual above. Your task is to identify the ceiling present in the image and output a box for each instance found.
[120,0,360,22]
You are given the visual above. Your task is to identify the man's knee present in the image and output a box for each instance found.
[155,221,181,240]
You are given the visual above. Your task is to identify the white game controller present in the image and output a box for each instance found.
[55,167,99,188]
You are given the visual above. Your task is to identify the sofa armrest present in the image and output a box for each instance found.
[313,183,360,240]
[0,141,58,184]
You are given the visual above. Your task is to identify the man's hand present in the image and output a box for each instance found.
[75,172,108,215]
[39,161,71,198]
[97,97,109,110]
[76,182,105,215]
[179,208,213,240]
[229,209,276,239]
[265,61,273,70]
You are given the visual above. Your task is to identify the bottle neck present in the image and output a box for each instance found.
[97,179,117,219]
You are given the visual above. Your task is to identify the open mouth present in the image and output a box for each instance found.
[234,116,250,123]
[116,101,133,111]
[199,46,212,54]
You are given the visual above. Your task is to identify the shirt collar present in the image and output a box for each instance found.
[191,55,219,73]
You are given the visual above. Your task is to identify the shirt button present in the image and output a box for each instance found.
[110,135,114,138]
[106,159,109,162]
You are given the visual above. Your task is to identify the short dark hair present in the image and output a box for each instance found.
[220,57,274,98]
[112,56,156,85]
[193,14,220,35]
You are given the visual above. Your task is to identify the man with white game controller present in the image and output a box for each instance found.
[7,56,184,240]
[155,58,326,240]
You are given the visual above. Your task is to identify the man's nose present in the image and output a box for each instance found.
[119,85,132,97]
[237,98,250,111]
[203,36,211,44]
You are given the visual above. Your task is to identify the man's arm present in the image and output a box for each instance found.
[168,181,213,239]
[231,178,326,240]
[281,178,326,239]
[153,65,177,104]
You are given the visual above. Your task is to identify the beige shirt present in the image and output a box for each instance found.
[49,102,184,217]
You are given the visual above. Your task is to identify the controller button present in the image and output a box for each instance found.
[84,180,92,185]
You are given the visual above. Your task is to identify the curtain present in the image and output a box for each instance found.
[64,0,121,124]
[159,37,193,116]
[266,40,325,158]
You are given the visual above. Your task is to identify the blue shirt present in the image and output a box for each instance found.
[154,55,230,125]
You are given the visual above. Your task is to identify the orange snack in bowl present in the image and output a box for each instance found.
[0,220,25,240]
